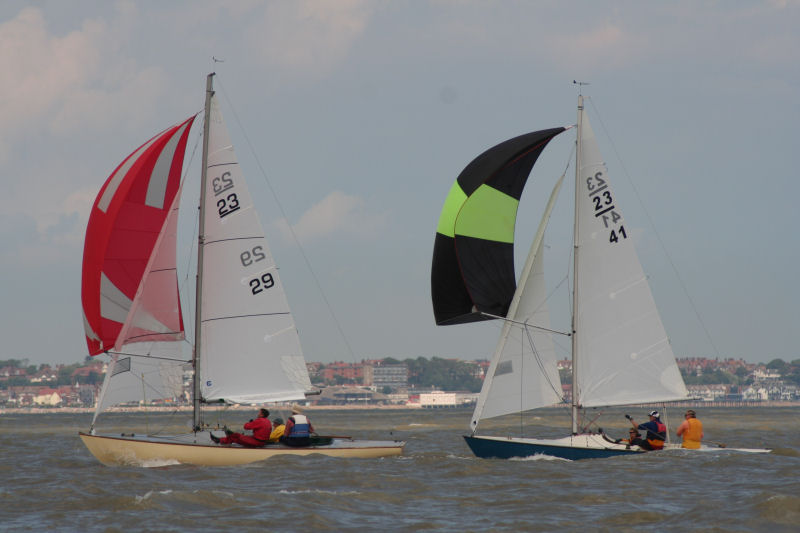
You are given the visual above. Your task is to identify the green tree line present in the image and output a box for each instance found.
[0,358,102,389]
[680,358,800,387]
[383,356,483,392]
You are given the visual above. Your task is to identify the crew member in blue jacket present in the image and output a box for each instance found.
[626,410,667,450]
[281,405,314,447]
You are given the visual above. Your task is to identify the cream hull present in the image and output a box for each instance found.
[79,432,405,466]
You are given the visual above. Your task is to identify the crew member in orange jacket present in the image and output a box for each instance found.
[211,408,272,447]
[676,409,704,449]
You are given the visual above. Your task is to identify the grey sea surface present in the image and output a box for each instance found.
[1,406,797,532]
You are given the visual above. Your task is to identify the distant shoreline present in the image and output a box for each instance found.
[2,401,798,415]
[0,404,423,415]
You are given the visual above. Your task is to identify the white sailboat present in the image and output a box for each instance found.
[431,94,692,460]
[79,73,404,466]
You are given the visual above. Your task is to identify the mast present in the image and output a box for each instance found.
[193,72,214,430]
[570,94,583,434]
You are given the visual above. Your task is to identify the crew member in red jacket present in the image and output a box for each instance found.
[211,408,272,447]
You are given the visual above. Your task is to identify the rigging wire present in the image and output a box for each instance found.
[177,121,203,346]
[524,325,565,401]
[585,97,722,359]
[213,78,359,363]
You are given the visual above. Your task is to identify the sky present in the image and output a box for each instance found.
[1,0,798,367]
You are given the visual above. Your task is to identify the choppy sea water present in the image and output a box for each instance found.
[0,406,797,532]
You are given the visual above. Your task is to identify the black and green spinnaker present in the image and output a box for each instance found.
[431,127,566,325]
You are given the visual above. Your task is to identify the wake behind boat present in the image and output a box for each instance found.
[431,92,764,460]
[79,73,404,466]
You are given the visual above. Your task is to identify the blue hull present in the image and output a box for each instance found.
[464,435,641,461]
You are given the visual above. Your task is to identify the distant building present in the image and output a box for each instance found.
[415,390,476,408]
[321,362,363,384]
[34,388,61,406]
[364,364,408,390]
[29,367,58,383]
[0,366,27,380]
[314,386,392,406]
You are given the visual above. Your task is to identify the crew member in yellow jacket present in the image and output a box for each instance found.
[269,417,286,443]
[676,409,704,449]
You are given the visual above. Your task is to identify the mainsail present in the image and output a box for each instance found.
[572,111,687,407]
[198,94,311,404]
[431,128,567,326]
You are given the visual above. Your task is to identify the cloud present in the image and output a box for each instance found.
[547,22,644,72]
[0,4,175,266]
[279,191,387,244]
[1,8,101,150]
[244,0,372,78]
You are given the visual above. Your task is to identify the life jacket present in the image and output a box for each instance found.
[646,420,667,450]
[288,414,311,438]
[269,425,285,442]
[681,418,703,449]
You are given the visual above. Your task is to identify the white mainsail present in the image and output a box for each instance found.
[573,110,688,408]
[470,174,565,429]
[199,94,311,404]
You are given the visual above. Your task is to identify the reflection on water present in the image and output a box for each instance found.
[0,406,797,532]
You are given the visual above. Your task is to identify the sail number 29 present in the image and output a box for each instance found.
[240,245,274,295]
[586,171,626,244]
[249,273,274,295]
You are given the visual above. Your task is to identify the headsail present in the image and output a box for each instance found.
[573,111,688,407]
[92,344,187,424]
[198,93,311,404]
[82,117,195,355]
[431,128,566,325]
[470,174,566,430]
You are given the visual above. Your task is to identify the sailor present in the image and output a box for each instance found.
[676,409,704,449]
[269,417,286,442]
[210,408,272,447]
[281,405,314,447]
[626,411,667,450]
[615,428,648,449]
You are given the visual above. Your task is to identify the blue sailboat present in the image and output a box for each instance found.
[431,94,690,460]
